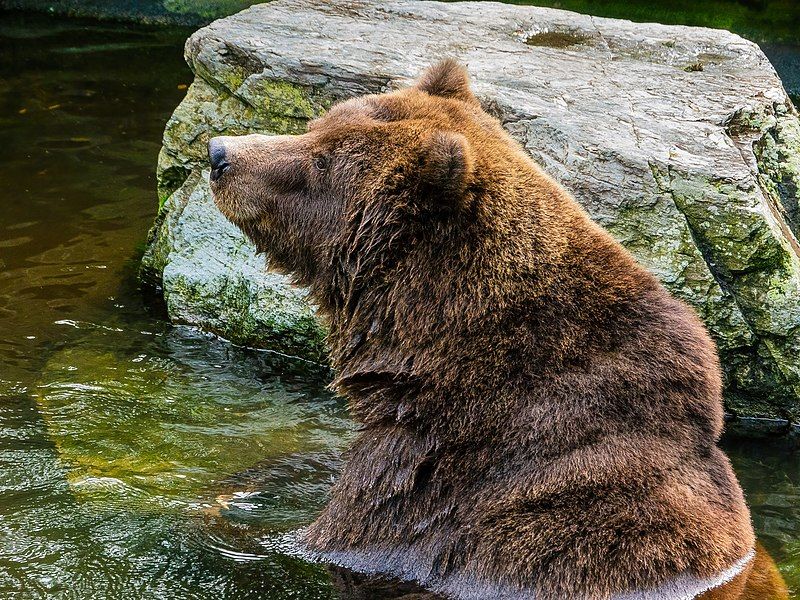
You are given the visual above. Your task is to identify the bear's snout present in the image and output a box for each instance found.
[208,137,230,182]
[208,133,318,229]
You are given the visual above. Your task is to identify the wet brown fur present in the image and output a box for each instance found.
[210,60,755,599]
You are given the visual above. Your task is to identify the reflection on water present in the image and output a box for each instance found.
[0,11,798,600]
[35,329,350,509]
[724,440,800,595]
[698,544,789,599]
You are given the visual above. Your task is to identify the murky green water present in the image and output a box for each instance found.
[0,13,351,598]
[0,11,799,600]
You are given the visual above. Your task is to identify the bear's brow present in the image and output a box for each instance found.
[307,99,387,132]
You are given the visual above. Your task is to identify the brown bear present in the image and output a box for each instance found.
[208,60,757,599]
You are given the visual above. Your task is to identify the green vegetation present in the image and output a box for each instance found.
[162,0,253,20]
[489,0,800,44]
[0,0,258,25]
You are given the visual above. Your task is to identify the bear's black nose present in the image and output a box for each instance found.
[208,138,230,182]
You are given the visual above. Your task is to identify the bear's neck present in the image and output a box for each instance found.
[315,181,588,426]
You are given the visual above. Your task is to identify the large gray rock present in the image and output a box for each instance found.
[141,0,800,424]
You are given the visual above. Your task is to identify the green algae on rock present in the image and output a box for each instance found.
[141,0,800,425]
[141,170,327,360]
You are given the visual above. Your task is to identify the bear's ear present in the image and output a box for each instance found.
[418,130,474,212]
[415,59,479,105]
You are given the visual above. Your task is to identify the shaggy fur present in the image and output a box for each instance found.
[210,60,756,599]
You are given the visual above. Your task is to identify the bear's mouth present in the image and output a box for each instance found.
[210,162,230,182]
[209,184,266,232]
[208,137,230,182]
[208,184,238,221]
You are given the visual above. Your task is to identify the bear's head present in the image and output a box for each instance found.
[209,60,524,317]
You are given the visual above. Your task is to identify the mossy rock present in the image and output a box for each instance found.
[141,0,800,425]
[141,170,328,361]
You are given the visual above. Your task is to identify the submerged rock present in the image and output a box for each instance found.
[141,0,800,423]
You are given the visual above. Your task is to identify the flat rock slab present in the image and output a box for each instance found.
[142,0,800,422]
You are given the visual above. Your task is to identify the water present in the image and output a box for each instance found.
[0,13,351,598]
[0,10,798,600]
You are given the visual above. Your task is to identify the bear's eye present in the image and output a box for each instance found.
[312,155,329,172]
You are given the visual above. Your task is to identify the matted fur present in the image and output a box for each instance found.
[210,60,755,599]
